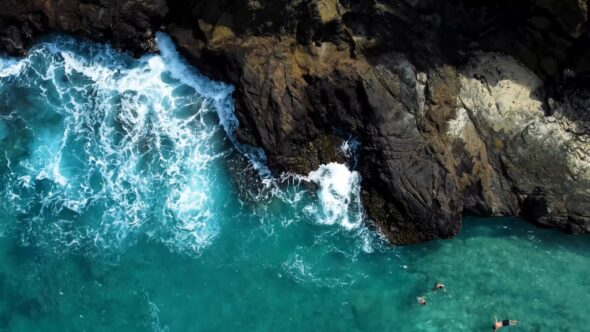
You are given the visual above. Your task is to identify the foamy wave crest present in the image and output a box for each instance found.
[155,33,271,178]
[242,157,379,253]
[301,162,381,253]
[304,163,363,230]
[0,34,231,256]
[0,58,25,78]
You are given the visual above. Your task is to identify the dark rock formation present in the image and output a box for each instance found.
[0,0,167,55]
[1,0,589,244]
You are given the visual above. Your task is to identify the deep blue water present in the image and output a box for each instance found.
[0,33,589,331]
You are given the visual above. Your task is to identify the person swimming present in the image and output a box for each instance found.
[417,296,427,306]
[493,317,519,330]
[433,282,446,292]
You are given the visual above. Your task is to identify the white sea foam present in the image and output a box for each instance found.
[0,34,234,256]
[0,58,25,78]
[340,138,360,159]
[146,294,170,332]
[281,250,360,287]
[0,33,380,258]
[155,33,272,178]
[304,163,363,230]
[340,137,361,169]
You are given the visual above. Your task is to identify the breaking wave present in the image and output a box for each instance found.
[304,163,363,230]
[0,34,231,256]
[0,33,378,259]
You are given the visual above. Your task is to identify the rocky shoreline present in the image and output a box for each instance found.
[1,0,589,244]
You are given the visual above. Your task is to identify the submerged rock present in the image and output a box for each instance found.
[0,0,589,243]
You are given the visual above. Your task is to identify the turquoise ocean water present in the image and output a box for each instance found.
[0,34,588,331]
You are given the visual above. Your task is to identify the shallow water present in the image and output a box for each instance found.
[0,34,589,332]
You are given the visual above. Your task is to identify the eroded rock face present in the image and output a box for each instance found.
[1,0,589,243]
[451,54,590,232]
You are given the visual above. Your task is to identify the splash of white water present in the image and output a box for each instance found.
[304,163,363,230]
[0,34,231,256]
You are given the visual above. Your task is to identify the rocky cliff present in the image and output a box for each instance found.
[1,0,589,244]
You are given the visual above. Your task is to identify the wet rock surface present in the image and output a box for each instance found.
[1,0,589,244]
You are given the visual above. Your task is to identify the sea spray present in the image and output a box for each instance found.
[340,137,361,169]
[155,34,372,246]
[0,33,379,259]
[155,32,272,178]
[304,163,363,230]
[0,35,228,256]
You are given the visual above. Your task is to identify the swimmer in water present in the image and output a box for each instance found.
[433,282,446,292]
[417,296,427,306]
[493,317,519,330]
